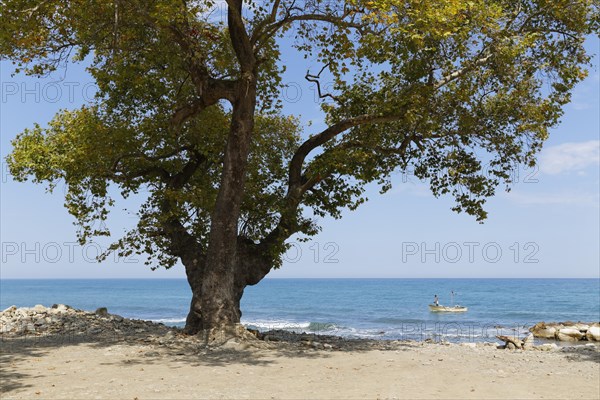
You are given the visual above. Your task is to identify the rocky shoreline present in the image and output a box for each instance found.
[0,304,172,338]
[530,321,600,342]
[1,305,599,353]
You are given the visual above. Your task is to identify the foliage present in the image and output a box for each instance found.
[3,0,597,269]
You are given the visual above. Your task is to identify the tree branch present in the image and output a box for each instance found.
[169,78,236,131]
[287,113,406,194]
[259,111,409,250]
[434,53,493,90]
[251,7,367,47]
[168,150,206,190]
[305,64,341,103]
[226,0,255,72]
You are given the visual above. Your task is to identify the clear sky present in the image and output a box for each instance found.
[0,31,598,279]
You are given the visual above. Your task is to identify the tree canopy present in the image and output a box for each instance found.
[2,0,598,332]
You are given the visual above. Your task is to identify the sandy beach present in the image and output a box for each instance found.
[2,333,599,400]
[1,305,599,399]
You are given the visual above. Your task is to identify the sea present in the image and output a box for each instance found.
[1,278,599,343]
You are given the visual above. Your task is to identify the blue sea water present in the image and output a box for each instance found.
[1,278,598,342]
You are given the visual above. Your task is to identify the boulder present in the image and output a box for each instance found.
[586,326,600,341]
[95,307,109,317]
[530,322,557,339]
[556,328,583,342]
[573,323,589,332]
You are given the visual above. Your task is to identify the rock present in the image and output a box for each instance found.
[530,322,557,339]
[556,328,584,342]
[32,304,46,313]
[2,305,17,314]
[556,333,579,342]
[53,304,70,313]
[95,307,109,317]
[574,323,589,331]
[460,343,477,349]
[247,328,263,340]
[536,343,558,351]
[164,331,176,340]
[586,326,600,341]
[496,335,523,349]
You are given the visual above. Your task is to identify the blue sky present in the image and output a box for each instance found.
[0,33,598,279]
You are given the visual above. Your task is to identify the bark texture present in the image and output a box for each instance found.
[181,238,274,336]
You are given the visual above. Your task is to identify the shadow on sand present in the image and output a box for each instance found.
[1,331,412,396]
[3,331,597,397]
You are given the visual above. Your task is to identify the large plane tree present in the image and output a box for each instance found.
[2,0,596,339]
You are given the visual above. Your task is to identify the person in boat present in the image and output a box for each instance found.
[433,295,439,306]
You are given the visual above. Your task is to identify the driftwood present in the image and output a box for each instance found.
[496,335,523,349]
[496,334,534,350]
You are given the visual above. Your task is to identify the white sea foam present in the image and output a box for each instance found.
[151,318,187,325]
[242,319,312,331]
[147,316,528,343]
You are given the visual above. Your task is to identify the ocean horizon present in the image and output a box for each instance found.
[2,278,599,342]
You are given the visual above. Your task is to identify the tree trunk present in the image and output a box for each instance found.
[183,262,204,335]
[199,76,257,336]
[182,236,275,337]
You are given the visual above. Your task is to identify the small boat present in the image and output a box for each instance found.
[429,290,468,312]
[428,304,468,312]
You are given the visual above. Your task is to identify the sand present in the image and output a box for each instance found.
[1,336,599,400]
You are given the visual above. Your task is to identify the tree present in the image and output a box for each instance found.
[2,0,597,339]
